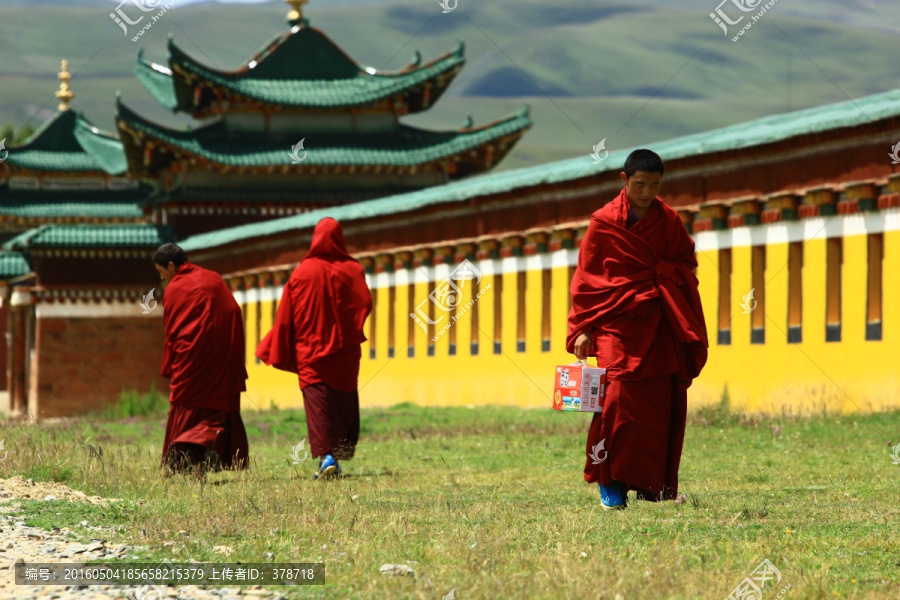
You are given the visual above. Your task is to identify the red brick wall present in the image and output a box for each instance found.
[36,315,170,418]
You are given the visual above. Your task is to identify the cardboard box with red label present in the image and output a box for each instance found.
[552,362,607,413]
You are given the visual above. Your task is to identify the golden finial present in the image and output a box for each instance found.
[55,60,74,111]
[286,0,308,26]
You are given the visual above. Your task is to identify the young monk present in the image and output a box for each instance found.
[154,243,249,477]
[567,149,708,509]
[257,217,372,480]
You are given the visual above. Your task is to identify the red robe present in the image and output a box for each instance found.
[257,218,372,457]
[160,262,249,468]
[567,190,707,500]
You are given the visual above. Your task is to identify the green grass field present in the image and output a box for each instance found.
[1,400,899,599]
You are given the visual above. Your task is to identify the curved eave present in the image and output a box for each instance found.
[168,38,466,112]
[4,151,105,173]
[115,100,178,178]
[168,30,463,80]
[0,251,31,280]
[115,101,531,174]
[135,52,179,111]
[73,117,129,176]
[4,224,174,251]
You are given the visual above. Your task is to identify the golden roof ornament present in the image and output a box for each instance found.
[55,60,74,111]
[286,0,309,26]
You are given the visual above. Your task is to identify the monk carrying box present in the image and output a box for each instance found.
[154,243,250,478]
[567,149,708,510]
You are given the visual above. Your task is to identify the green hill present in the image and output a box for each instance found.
[0,0,897,170]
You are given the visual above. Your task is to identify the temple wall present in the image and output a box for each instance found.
[691,211,900,414]
[32,306,169,419]
[232,205,900,416]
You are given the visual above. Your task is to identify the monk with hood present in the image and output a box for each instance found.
[567,149,708,509]
[257,218,372,479]
[154,243,249,477]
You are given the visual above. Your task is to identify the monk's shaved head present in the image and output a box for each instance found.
[623,149,664,179]
[153,243,188,268]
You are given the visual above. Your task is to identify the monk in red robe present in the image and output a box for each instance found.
[154,243,249,477]
[567,149,708,509]
[257,218,372,480]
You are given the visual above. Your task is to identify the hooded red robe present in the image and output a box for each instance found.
[160,262,249,469]
[257,218,372,459]
[567,189,708,500]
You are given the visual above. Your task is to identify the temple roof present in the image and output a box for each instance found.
[0,251,30,279]
[158,186,414,205]
[179,85,900,252]
[3,110,128,175]
[116,100,531,174]
[0,190,147,220]
[136,28,465,113]
[4,224,173,251]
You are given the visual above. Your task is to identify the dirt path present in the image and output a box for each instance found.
[0,477,289,600]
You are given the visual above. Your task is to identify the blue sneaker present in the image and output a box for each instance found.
[599,482,626,510]
[313,454,341,480]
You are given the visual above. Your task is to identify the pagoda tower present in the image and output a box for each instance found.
[0,62,166,418]
[0,60,150,243]
[118,0,532,237]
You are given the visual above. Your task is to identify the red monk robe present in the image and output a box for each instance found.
[567,189,708,500]
[256,218,372,461]
[160,262,249,471]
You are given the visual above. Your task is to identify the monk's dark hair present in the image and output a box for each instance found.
[623,149,665,178]
[153,243,188,267]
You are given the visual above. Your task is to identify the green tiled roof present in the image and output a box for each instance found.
[5,150,101,172]
[4,224,174,250]
[181,86,900,253]
[73,119,129,175]
[0,202,144,220]
[117,100,531,167]
[134,53,178,111]
[0,202,143,219]
[0,189,149,219]
[0,252,30,279]
[138,28,464,110]
[4,111,128,175]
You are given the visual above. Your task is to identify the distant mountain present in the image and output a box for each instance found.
[0,0,397,6]
[1,0,898,171]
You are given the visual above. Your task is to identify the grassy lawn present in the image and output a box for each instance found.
[1,402,899,599]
